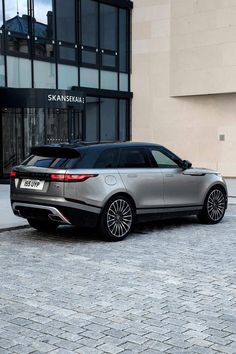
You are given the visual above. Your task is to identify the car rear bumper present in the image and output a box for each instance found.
[11,200,100,228]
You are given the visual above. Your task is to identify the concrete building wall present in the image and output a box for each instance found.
[132,0,236,176]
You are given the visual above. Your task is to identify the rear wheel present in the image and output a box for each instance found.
[27,218,58,232]
[198,187,226,224]
[100,196,135,241]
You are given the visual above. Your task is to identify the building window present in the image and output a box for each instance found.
[33,0,55,59]
[56,0,75,44]
[33,60,56,89]
[85,97,99,142]
[80,67,99,89]
[5,0,30,55]
[0,55,5,87]
[119,100,128,141]
[101,70,118,91]
[7,56,32,88]
[81,0,98,48]
[119,9,129,73]
[100,4,117,52]
[100,98,118,142]
[58,64,78,90]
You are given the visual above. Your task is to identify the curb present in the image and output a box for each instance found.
[0,225,30,233]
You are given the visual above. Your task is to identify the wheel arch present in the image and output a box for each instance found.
[202,182,228,207]
[101,192,137,215]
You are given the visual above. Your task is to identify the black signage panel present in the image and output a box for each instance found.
[0,88,85,109]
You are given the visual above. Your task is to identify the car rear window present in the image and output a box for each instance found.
[22,155,81,169]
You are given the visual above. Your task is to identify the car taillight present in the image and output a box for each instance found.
[50,174,98,182]
[10,170,17,178]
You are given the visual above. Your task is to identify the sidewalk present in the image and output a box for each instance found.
[0,184,28,231]
[0,179,236,231]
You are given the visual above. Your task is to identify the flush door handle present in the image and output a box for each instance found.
[166,174,174,177]
[127,174,137,178]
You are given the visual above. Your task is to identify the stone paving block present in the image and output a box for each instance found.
[97,343,124,353]
[0,207,236,353]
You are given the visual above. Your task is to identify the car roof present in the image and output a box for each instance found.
[38,141,163,152]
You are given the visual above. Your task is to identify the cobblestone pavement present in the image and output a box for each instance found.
[0,206,236,354]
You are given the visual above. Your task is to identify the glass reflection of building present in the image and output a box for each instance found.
[0,0,132,180]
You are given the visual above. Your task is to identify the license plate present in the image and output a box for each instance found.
[20,179,45,190]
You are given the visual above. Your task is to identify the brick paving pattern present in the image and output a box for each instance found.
[0,206,236,353]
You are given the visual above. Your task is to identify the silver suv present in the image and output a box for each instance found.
[10,142,228,241]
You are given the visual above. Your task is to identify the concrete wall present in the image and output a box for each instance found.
[132,0,236,176]
[171,0,236,96]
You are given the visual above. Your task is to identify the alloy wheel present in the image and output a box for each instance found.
[106,198,133,238]
[207,189,225,222]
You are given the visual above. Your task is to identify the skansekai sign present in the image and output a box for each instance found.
[0,88,85,109]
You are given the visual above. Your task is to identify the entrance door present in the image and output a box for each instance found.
[68,109,83,142]
[0,107,84,179]
[1,108,24,176]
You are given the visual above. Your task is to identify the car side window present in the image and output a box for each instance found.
[94,149,119,168]
[150,149,179,168]
[118,148,151,168]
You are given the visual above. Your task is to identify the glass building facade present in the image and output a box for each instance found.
[0,0,132,180]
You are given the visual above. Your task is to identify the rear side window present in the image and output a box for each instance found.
[118,148,151,168]
[94,149,119,168]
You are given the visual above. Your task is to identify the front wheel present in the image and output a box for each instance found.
[27,218,58,232]
[100,196,135,241]
[198,187,226,224]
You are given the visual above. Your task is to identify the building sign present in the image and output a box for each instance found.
[48,94,85,104]
[0,88,85,109]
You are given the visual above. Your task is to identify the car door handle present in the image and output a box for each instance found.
[166,174,174,177]
[127,174,137,178]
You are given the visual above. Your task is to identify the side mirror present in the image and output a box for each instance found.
[182,160,192,170]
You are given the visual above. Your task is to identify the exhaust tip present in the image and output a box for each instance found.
[48,214,65,223]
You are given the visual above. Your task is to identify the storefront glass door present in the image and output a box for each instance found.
[0,107,84,179]
[1,108,24,175]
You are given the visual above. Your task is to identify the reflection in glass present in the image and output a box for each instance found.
[0,55,5,86]
[35,39,54,57]
[34,60,56,89]
[85,97,99,142]
[8,34,29,53]
[58,64,78,89]
[4,1,30,53]
[46,109,68,144]
[5,0,28,23]
[0,1,3,27]
[34,0,54,39]
[2,109,24,174]
[7,56,32,88]
[24,108,45,156]
[81,0,98,48]
[100,98,117,142]
[57,0,75,43]
[100,4,117,51]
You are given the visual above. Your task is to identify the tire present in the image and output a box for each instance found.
[27,218,58,232]
[100,196,135,241]
[198,187,226,224]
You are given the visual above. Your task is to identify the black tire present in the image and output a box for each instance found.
[198,187,226,224]
[99,196,135,241]
[27,218,58,232]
